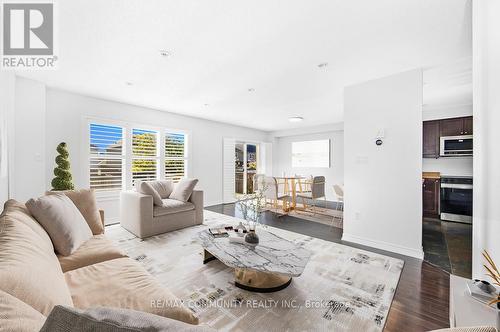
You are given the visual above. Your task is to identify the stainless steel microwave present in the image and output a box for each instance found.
[440,135,473,157]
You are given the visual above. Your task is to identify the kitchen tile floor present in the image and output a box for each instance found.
[422,217,472,278]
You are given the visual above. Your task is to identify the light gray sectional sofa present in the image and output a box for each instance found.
[120,180,203,238]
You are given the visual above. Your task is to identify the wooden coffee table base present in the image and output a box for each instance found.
[234,268,292,293]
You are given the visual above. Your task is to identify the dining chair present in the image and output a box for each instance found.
[263,176,291,216]
[298,175,313,193]
[332,184,344,226]
[297,176,326,214]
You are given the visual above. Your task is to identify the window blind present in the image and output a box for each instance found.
[165,132,186,182]
[89,123,124,191]
[132,129,158,185]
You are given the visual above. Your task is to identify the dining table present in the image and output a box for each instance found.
[274,176,305,211]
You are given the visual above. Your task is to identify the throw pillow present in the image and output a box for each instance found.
[26,194,93,256]
[169,178,198,202]
[149,180,174,199]
[46,189,104,235]
[137,181,163,206]
[40,306,213,332]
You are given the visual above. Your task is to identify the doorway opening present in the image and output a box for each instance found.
[235,142,258,196]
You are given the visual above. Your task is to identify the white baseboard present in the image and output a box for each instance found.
[342,233,424,259]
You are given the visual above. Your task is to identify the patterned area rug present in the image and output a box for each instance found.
[106,211,403,331]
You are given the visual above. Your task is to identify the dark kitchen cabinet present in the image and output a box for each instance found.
[440,118,465,136]
[423,120,440,158]
[423,178,440,217]
[440,116,473,136]
[423,116,473,158]
[462,116,473,135]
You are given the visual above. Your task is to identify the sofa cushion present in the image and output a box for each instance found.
[1,200,54,251]
[47,189,104,235]
[40,306,213,332]
[153,199,195,217]
[0,200,74,316]
[169,178,198,202]
[26,194,93,256]
[137,181,163,206]
[0,289,46,332]
[57,235,128,273]
[64,257,198,325]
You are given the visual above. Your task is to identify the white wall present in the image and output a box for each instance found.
[11,77,47,202]
[0,72,15,206]
[271,129,344,201]
[343,69,423,259]
[472,0,500,278]
[42,87,268,222]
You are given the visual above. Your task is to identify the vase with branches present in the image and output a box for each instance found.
[482,250,500,309]
[236,177,268,244]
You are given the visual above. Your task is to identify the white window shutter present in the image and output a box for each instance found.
[89,123,124,192]
[223,138,236,203]
[131,129,158,186]
[165,132,187,182]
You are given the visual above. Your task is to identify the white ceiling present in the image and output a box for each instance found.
[19,0,472,131]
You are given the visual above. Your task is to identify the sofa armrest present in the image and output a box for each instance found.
[99,209,105,233]
[120,191,154,238]
[189,190,204,225]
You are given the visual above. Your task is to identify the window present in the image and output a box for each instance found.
[292,139,330,168]
[88,121,188,190]
[89,123,124,191]
[132,128,159,185]
[165,132,187,182]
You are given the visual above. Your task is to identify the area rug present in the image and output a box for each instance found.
[106,211,403,331]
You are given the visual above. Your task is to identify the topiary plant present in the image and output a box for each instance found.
[51,142,75,191]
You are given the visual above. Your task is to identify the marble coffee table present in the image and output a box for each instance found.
[197,228,312,293]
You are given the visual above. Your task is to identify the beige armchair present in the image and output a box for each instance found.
[120,190,203,238]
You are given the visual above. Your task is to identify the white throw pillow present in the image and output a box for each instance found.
[169,178,198,203]
[137,181,163,206]
[26,194,93,256]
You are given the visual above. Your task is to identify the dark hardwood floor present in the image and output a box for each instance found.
[206,203,450,332]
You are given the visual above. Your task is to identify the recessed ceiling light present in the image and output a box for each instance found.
[248,88,255,92]
[125,81,133,86]
[159,50,172,57]
[317,62,328,68]
[288,116,304,122]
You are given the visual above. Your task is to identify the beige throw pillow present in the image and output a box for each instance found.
[26,194,93,256]
[136,181,163,206]
[170,178,198,202]
[47,189,103,235]
[149,180,174,199]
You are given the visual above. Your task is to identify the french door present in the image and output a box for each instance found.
[235,142,258,195]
